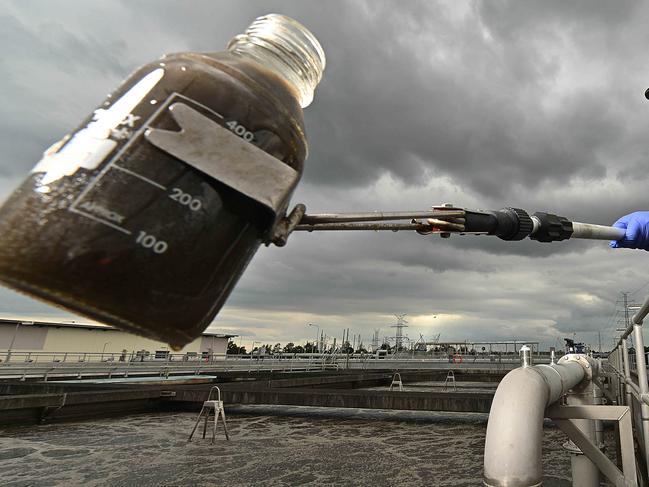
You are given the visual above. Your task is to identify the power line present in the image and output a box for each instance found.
[630,280,649,297]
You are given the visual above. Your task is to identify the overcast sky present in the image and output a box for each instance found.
[1,0,649,351]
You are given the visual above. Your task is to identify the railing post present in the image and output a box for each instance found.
[620,347,626,405]
[593,382,604,450]
[631,321,649,468]
[622,339,633,410]
[618,346,625,405]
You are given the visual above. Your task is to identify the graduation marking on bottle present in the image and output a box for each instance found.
[136,231,168,254]
[43,81,264,256]
[169,188,202,211]
[225,120,254,142]
[112,164,167,190]
[67,95,208,229]
[65,92,228,247]
[78,201,125,224]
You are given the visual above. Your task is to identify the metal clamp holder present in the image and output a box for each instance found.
[145,102,299,223]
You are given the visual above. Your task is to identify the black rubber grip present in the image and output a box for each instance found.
[530,212,573,242]
[463,208,533,241]
[464,210,499,233]
[496,208,533,241]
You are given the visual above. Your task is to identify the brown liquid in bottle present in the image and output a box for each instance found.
[0,52,308,348]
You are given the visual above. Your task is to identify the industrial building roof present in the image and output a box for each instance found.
[0,318,236,338]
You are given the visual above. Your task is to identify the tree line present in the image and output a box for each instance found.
[227,341,370,355]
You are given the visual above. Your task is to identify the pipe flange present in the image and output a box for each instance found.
[557,354,597,380]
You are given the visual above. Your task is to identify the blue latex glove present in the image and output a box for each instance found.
[610,211,649,250]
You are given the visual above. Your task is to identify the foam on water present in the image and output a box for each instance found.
[0,411,590,486]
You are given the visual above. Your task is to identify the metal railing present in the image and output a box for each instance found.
[0,348,547,381]
[606,291,649,473]
[1,349,550,365]
[1,350,228,364]
[0,351,346,381]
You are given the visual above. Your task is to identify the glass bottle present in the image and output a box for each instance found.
[0,14,325,349]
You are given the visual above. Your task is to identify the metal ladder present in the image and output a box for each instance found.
[188,386,229,443]
[389,372,404,391]
[443,370,457,391]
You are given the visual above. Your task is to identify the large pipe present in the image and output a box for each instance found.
[566,381,599,487]
[483,355,597,487]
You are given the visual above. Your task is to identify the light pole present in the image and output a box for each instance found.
[308,323,319,353]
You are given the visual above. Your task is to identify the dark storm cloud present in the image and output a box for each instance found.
[0,5,134,175]
[0,12,129,77]
[478,0,641,33]
[1,0,648,348]
[127,0,598,195]
[290,0,649,203]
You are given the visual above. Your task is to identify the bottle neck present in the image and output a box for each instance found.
[227,14,325,108]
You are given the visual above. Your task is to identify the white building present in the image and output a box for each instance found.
[0,318,234,360]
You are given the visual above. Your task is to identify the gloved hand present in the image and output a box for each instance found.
[610,211,649,250]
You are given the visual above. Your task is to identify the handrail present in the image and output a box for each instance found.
[207,386,222,402]
[617,293,649,343]
[609,291,649,471]
[0,350,229,364]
